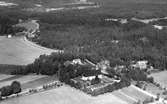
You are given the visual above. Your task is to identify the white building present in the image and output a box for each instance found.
[7,35,12,38]
[131,60,148,70]
[153,25,163,30]
[81,74,102,81]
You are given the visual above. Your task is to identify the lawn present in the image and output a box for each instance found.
[1,0,79,8]
[0,74,48,88]
[1,85,128,104]
[1,0,167,18]
[21,76,57,89]
[149,71,167,88]
[0,85,153,104]
[145,83,166,98]
[120,85,152,101]
[0,36,58,65]
[0,75,21,82]
[0,74,58,91]
[0,74,14,81]
[112,85,152,103]
[89,0,167,18]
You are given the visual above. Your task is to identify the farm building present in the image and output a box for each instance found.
[7,35,12,38]
[131,60,148,70]
[70,73,120,94]
[76,0,87,3]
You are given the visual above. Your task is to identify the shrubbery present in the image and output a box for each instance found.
[11,52,101,75]
[0,15,18,35]
[0,81,21,97]
[37,16,167,70]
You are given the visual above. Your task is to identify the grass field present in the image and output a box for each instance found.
[0,74,57,90]
[149,71,167,88]
[0,74,14,81]
[21,76,57,89]
[1,85,128,104]
[0,74,46,88]
[1,0,81,8]
[1,0,167,18]
[0,36,59,65]
[0,85,153,104]
[89,0,167,18]
[112,85,152,103]
[145,83,166,98]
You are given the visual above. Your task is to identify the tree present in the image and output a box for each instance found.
[0,86,13,97]
[11,81,21,94]
[0,90,2,100]
[91,76,100,85]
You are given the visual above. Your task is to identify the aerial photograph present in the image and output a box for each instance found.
[0,0,167,104]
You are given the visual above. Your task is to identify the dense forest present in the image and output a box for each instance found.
[11,52,101,75]
[0,7,167,71]
[33,11,167,70]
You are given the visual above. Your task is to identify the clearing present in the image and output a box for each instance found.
[0,85,128,104]
[0,74,57,90]
[0,36,59,65]
[0,85,153,104]
[149,71,167,88]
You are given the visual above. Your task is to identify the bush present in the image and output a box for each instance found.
[147,77,154,83]
[11,52,101,75]
[0,86,13,97]
[11,81,22,94]
[0,81,22,97]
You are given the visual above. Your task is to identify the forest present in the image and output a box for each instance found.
[34,11,167,70]
[0,6,167,71]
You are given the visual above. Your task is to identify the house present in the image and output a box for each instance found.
[81,74,102,81]
[7,35,12,38]
[120,19,128,24]
[71,76,92,89]
[96,60,111,74]
[65,59,95,66]
[71,59,85,65]
[113,65,127,73]
[97,60,110,70]
[76,0,87,3]
[153,25,163,30]
[131,60,148,70]
[70,73,118,90]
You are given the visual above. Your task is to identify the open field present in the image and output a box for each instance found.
[0,0,167,18]
[0,1,17,6]
[1,0,86,8]
[0,74,14,81]
[0,85,128,104]
[0,74,57,90]
[0,75,46,88]
[145,83,166,98]
[0,36,59,65]
[21,76,57,89]
[0,85,153,104]
[89,0,167,18]
[112,85,153,103]
[149,71,167,88]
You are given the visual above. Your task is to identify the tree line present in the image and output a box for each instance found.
[11,52,101,75]
[0,81,21,98]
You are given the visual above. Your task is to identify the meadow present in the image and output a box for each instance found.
[0,0,165,104]
[1,0,167,18]
[0,85,153,104]
[149,71,167,88]
[0,74,56,90]
[0,36,58,65]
